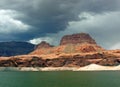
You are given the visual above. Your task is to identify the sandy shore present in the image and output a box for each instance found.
[1,64,120,71]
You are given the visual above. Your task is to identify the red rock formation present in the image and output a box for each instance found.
[2,32,120,67]
[60,33,96,45]
[0,50,120,67]
[31,33,103,55]
[35,41,53,50]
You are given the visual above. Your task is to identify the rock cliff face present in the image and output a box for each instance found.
[60,33,96,45]
[0,51,120,67]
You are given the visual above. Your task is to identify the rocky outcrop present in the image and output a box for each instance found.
[31,43,104,55]
[31,33,103,55]
[0,51,120,67]
[35,41,53,50]
[60,33,96,45]
[0,56,46,67]
[0,32,120,67]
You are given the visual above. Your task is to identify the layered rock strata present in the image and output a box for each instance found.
[60,33,96,45]
[0,33,120,67]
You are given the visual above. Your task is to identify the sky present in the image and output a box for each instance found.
[0,0,120,49]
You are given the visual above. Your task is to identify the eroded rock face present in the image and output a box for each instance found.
[30,33,104,55]
[0,51,120,67]
[60,33,96,45]
[35,41,53,50]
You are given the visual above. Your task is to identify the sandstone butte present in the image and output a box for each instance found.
[0,33,120,67]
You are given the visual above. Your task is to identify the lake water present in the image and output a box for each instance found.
[0,71,120,87]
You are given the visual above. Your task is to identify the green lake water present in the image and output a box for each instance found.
[0,71,120,87]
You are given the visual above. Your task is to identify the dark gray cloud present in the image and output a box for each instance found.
[0,0,120,49]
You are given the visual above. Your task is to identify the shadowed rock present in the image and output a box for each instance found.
[35,41,53,50]
[60,33,96,45]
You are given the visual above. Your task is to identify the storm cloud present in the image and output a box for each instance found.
[0,0,120,49]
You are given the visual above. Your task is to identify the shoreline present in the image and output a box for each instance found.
[1,64,120,71]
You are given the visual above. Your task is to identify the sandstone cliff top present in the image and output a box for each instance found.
[60,33,96,45]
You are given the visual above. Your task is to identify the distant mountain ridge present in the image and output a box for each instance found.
[0,41,35,56]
